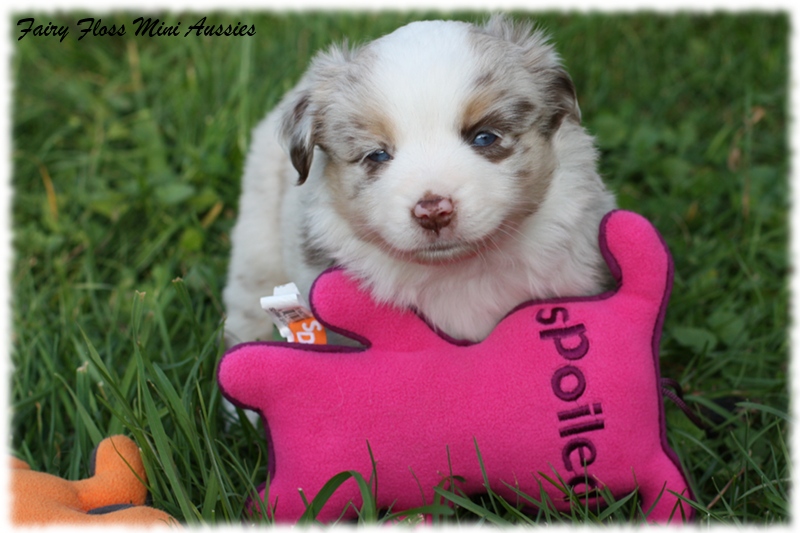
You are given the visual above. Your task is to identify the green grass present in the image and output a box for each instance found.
[10,10,789,525]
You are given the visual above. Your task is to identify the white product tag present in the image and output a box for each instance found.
[260,283,327,344]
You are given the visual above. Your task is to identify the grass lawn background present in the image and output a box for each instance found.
[9,10,790,524]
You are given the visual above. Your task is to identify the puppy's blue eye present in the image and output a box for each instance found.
[472,132,498,147]
[367,149,392,163]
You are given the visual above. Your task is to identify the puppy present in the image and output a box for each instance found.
[222,16,616,346]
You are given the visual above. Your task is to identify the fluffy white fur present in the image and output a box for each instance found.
[223,16,616,345]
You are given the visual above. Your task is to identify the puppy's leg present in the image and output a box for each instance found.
[223,113,291,346]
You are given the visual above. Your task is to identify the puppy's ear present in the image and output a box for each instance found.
[279,43,357,185]
[482,15,581,135]
[280,90,315,185]
[540,66,580,136]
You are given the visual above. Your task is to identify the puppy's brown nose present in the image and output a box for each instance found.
[412,195,454,234]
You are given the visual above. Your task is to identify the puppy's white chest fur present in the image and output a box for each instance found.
[223,17,616,345]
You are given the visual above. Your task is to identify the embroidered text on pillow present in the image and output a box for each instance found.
[537,306,605,495]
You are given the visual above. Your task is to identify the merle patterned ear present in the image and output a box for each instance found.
[280,91,315,185]
[481,15,581,134]
[541,67,580,134]
[278,42,358,185]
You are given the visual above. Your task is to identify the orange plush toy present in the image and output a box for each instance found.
[11,435,179,527]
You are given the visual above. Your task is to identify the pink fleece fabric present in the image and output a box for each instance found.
[217,210,694,523]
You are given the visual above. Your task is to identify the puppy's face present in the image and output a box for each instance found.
[283,17,580,264]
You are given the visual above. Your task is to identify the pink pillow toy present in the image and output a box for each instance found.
[217,209,694,523]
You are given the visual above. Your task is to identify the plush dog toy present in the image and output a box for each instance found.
[10,435,179,526]
[217,210,694,523]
